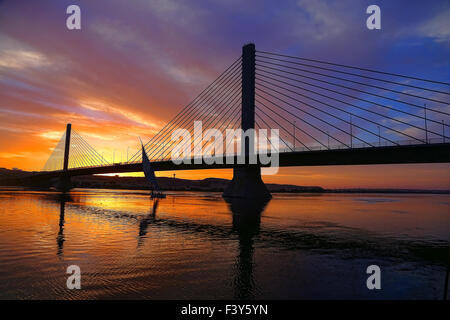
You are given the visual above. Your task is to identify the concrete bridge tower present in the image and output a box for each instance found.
[223,44,272,200]
[56,123,72,192]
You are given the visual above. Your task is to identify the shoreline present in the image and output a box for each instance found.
[1,185,449,195]
[1,168,449,194]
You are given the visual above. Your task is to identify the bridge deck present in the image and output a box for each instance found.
[23,142,450,182]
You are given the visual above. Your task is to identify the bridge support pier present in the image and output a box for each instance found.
[56,175,72,192]
[223,166,271,199]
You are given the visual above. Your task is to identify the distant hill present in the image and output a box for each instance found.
[1,168,448,194]
[0,168,35,179]
[70,175,324,193]
[0,167,322,193]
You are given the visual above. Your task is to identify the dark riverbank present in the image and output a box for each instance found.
[0,168,323,193]
[71,175,325,193]
[1,168,449,194]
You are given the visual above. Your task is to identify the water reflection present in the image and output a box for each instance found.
[1,188,447,299]
[138,199,159,248]
[226,197,270,299]
[57,200,65,256]
[55,194,72,257]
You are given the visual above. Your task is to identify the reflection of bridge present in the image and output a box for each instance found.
[25,44,450,197]
[49,192,447,299]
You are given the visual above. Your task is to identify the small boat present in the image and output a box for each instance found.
[140,138,165,199]
[150,191,166,199]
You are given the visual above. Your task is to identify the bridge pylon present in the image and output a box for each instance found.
[63,123,71,171]
[223,43,271,200]
[57,123,72,192]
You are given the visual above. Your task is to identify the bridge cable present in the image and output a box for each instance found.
[255,65,450,128]
[72,131,104,165]
[256,76,425,143]
[256,87,355,147]
[256,50,450,86]
[127,58,241,162]
[138,56,242,158]
[255,54,450,98]
[256,101,327,149]
[187,88,242,160]
[256,86,422,146]
[256,108,309,151]
[72,131,105,166]
[222,104,244,155]
[42,132,66,171]
[159,77,242,161]
[255,120,281,153]
[198,94,243,158]
[71,134,97,167]
[220,95,244,155]
[128,59,242,162]
[144,59,243,159]
[128,56,242,163]
[256,73,449,141]
[203,100,242,157]
[71,131,108,167]
[255,59,450,116]
[150,69,242,161]
[156,76,242,161]
[255,112,295,151]
[150,67,242,160]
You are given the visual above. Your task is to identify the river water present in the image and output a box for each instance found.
[0,188,448,299]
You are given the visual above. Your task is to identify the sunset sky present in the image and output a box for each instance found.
[0,0,449,189]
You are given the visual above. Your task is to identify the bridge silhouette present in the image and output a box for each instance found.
[22,44,450,198]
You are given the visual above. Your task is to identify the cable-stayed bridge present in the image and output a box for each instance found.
[17,44,450,198]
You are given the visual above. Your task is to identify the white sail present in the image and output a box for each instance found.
[141,142,160,191]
